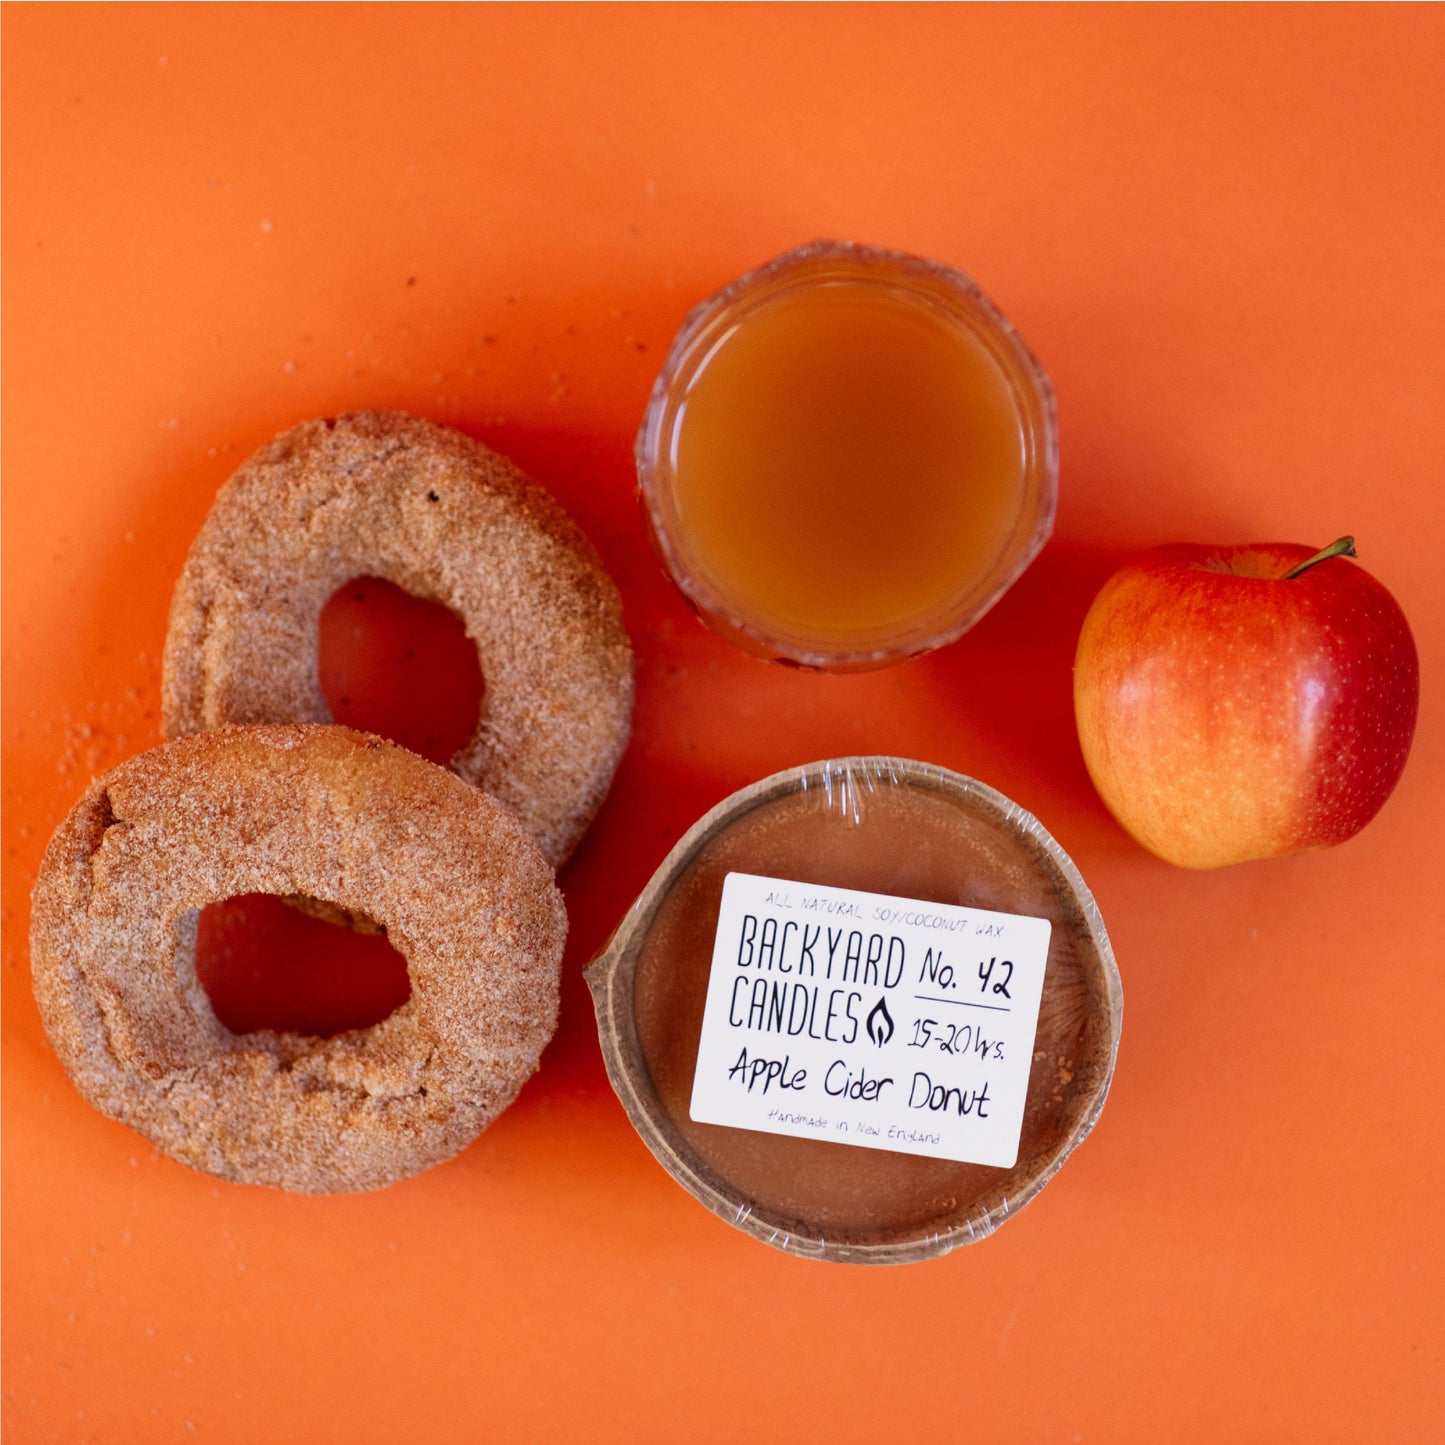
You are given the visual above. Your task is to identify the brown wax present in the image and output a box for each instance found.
[594,762,1120,1259]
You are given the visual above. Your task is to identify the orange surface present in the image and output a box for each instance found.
[3,5,1442,1440]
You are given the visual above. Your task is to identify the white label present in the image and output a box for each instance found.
[689,872,1051,1168]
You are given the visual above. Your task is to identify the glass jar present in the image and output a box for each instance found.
[637,242,1058,670]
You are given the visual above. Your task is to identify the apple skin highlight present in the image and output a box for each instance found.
[1073,542,1419,869]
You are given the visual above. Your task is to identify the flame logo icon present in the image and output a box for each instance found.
[865,996,894,1047]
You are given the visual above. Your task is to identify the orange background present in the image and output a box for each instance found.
[4,5,1443,1440]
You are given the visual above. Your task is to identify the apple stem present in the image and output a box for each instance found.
[1281,536,1356,581]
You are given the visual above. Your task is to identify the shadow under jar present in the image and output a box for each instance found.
[637,242,1058,670]
[587,759,1122,1264]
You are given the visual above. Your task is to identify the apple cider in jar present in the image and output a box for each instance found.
[638,242,1058,669]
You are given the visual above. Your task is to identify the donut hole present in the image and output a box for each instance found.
[317,575,483,765]
[194,893,411,1037]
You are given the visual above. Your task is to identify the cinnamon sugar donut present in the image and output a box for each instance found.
[162,411,633,865]
[30,724,566,1193]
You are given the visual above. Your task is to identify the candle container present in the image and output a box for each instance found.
[586,758,1121,1265]
[637,242,1058,670]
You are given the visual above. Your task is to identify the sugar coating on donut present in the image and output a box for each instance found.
[30,724,566,1193]
[162,411,633,865]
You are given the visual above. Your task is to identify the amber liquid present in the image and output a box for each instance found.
[671,280,1027,648]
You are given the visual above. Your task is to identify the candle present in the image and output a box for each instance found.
[587,759,1121,1264]
[637,243,1058,670]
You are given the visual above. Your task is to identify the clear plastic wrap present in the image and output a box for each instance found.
[586,757,1122,1265]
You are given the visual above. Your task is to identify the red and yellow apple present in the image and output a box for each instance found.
[1074,538,1418,868]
